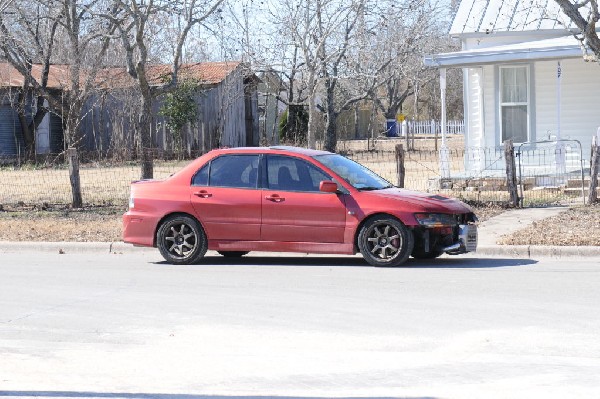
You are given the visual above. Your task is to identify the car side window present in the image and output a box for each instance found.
[267,155,330,192]
[207,155,259,188]
[192,164,209,186]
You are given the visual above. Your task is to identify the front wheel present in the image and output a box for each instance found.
[358,216,414,267]
[157,215,207,265]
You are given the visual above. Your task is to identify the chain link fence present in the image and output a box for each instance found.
[0,137,592,208]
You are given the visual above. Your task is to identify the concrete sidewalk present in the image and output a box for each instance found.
[1,206,599,258]
[476,206,600,257]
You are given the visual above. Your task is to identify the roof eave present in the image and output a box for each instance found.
[449,29,574,40]
[424,46,583,68]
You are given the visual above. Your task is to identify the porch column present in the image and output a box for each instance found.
[555,61,566,175]
[439,68,450,179]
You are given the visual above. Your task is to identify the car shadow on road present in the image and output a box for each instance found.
[154,255,536,269]
[0,392,437,399]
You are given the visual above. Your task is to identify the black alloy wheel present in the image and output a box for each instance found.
[358,216,414,267]
[157,215,207,265]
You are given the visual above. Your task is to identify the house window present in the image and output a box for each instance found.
[500,65,529,143]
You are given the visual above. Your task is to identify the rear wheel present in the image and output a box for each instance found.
[157,215,207,265]
[358,216,414,267]
[217,251,249,258]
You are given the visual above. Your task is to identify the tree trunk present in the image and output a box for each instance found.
[63,93,85,209]
[287,105,298,143]
[16,91,35,159]
[306,71,318,149]
[324,114,337,152]
[323,79,337,153]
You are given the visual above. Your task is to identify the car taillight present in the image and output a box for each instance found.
[129,195,135,210]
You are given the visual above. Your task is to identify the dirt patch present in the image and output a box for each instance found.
[3,202,593,246]
[0,205,123,242]
[497,206,600,246]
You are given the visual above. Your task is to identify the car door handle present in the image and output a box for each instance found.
[194,190,212,198]
[265,194,285,202]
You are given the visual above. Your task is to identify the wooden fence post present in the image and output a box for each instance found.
[588,137,600,205]
[67,147,83,208]
[504,139,519,207]
[395,144,405,188]
[432,120,438,151]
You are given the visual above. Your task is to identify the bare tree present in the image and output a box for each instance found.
[0,0,118,207]
[369,1,456,129]
[105,0,225,179]
[554,0,600,62]
[0,0,13,12]
[282,0,370,150]
[219,0,461,151]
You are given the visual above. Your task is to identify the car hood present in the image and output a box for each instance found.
[365,187,472,213]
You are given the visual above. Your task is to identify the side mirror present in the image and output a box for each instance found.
[319,180,338,193]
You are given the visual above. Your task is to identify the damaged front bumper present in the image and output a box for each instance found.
[444,224,478,254]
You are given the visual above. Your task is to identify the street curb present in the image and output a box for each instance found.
[0,241,155,254]
[2,241,600,258]
[476,244,600,258]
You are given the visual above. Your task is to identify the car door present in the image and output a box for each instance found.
[261,154,347,243]
[190,154,262,241]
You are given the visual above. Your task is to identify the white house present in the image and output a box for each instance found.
[425,0,600,175]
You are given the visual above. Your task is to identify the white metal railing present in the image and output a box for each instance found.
[407,120,464,135]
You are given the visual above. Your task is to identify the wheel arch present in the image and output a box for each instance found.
[353,212,414,252]
[153,211,205,247]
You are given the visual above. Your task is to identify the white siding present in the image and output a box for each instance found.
[534,58,600,154]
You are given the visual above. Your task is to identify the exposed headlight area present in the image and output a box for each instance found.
[414,213,457,227]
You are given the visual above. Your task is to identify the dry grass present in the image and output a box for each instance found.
[1,202,595,246]
[0,205,123,242]
[1,135,575,207]
[498,206,600,246]
[0,160,190,206]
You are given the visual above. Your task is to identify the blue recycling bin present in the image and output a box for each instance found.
[386,119,397,137]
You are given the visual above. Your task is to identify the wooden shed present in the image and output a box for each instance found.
[81,61,259,157]
[0,61,259,159]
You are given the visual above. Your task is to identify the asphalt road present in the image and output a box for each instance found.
[0,250,599,398]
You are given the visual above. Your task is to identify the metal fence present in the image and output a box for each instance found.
[0,138,592,208]
[407,120,465,135]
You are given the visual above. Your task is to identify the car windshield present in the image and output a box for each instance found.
[313,154,393,190]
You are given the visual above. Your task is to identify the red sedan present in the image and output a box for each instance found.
[123,146,477,266]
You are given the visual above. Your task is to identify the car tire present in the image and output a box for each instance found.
[157,215,207,265]
[358,216,414,267]
[217,251,249,258]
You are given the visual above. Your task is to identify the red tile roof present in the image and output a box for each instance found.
[0,63,71,89]
[0,61,243,90]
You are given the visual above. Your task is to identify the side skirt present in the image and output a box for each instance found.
[208,240,355,255]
